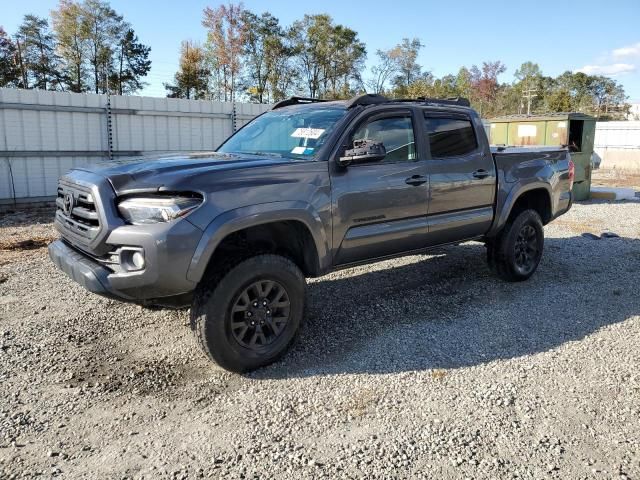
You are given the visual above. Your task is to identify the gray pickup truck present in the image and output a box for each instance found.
[49,94,574,372]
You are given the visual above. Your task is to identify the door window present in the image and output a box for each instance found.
[424,117,477,158]
[352,115,416,162]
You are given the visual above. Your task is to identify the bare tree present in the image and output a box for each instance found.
[203,2,245,102]
[367,48,399,94]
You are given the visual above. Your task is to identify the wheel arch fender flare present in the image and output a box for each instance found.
[489,181,553,237]
[186,201,330,283]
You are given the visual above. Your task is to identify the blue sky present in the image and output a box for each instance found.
[3,0,640,100]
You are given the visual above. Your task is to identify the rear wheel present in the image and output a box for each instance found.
[190,254,305,373]
[487,209,544,282]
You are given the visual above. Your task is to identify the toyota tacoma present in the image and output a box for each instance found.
[49,94,574,372]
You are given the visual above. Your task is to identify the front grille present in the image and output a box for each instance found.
[55,180,101,244]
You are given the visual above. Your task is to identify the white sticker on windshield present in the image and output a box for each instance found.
[291,127,325,139]
[291,146,314,155]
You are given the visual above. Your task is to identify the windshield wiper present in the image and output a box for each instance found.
[238,151,284,158]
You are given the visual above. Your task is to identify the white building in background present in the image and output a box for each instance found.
[628,100,640,121]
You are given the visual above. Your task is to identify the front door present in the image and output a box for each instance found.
[331,109,430,266]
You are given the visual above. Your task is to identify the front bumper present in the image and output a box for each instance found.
[49,239,115,298]
[49,218,203,308]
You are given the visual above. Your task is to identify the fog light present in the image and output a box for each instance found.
[131,251,145,270]
[120,249,145,271]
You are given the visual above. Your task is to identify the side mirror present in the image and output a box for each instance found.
[338,139,386,167]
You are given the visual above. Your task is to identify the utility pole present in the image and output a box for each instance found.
[522,87,538,115]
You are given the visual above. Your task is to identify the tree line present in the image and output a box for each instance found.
[165,8,367,104]
[165,3,629,119]
[0,1,630,119]
[0,0,151,95]
[398,58,629,120]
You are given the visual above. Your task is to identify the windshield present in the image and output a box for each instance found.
[218,104,347,160]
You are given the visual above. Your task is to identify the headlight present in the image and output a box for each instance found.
[117,195,202,225]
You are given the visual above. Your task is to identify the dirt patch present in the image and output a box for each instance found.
[592,169,640,189]
[431,369,447,380]
[0,236,53,251]
[0,212,57,265]
[551,217,606,235]
[342,388,380,417]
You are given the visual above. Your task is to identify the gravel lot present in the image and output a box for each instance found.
[1,199,639,479]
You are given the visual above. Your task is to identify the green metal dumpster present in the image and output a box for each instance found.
[487,113,596,200]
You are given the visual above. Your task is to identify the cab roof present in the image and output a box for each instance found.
[271,94,473,112]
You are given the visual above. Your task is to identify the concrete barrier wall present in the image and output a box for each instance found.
[0,88,270,203]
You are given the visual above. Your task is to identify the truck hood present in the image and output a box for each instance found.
[75,152,293,194]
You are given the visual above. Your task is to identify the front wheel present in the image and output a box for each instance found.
[487,209,544,282]
[190,254,305,373]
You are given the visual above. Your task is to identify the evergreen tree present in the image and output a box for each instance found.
[0,27,20,87]
[110,28,151,95]
[16,15,63,90]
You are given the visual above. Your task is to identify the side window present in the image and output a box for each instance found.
[424,117,477,158]
[352,115,416,162]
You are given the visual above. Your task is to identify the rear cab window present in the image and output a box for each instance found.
[424,115,478,158]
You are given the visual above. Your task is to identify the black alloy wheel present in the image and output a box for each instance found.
[514,224,539,276]
[230,279,291,349]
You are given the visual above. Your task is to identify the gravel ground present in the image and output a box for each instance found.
[0,200,639,479]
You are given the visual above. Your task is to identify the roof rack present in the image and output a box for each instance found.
[428,96,470,107]
[392,97,471,107]
[344,94,471,109]
[271,94,472,111]
[344,94,389,109]
[271,96,328,110]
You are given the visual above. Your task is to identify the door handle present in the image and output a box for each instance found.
[405,174,428,186]
[472,169,490,179]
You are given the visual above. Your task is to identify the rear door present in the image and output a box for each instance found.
[423,111,496,245]
[331,108,429,266]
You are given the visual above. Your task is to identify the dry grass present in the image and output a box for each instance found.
[431,369,448,380]
[591,169,640,189]
[552,217,606,235]
[343,388,380,417]
[0,211,57,266]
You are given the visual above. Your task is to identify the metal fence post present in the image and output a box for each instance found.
[232,101,237,133]
[105,92,113,161]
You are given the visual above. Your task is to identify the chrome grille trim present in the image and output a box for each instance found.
[55,180,102,244]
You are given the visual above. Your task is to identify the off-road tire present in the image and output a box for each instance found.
[487,209,544,282]
[190,254,305,373]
